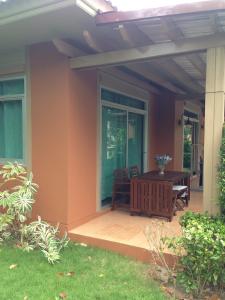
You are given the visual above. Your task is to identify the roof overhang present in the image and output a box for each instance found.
[0,0,114,27]
[96,0,225,25]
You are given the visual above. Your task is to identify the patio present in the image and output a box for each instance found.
[69,191,203,263]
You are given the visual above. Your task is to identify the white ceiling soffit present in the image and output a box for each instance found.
[0,0,97,26]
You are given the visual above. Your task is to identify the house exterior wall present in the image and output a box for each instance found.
[29,43,70,229]
[67,69,98,228]
[149,94,178,171]
[21,42,187,230]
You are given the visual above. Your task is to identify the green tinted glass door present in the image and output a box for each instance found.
[101,106,127,206]
[128,112,144,172]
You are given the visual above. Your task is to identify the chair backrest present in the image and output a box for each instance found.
[129,165,140,178]
[130,179,174,219]
[113,168,129,183]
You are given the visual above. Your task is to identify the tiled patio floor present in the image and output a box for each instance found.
[69,191,203,261]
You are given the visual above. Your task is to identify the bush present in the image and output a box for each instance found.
[0,162,68,263]
[218,124,225,215]
[166,211,225,295]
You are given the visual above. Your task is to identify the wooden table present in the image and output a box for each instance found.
[140,170,190,201]
[130,170,191,221]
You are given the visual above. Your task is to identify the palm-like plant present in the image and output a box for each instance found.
[0,162,68,263]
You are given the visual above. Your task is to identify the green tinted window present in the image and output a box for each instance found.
[0,78,24,159]
[101,89,145,110]
[0,79,24,96]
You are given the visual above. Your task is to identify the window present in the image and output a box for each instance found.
[183,110,199,175]
[101,88,147,206]
[0,78,24,160]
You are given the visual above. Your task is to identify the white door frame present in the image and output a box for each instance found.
[97,84,149,209]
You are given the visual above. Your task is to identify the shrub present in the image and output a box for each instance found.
[166,211,225,295]
[0,162,68,263]
[218,124,225,215]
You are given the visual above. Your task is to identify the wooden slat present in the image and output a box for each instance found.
[70,33,225,69]
[186,53,206,75]
[151,59,204,94]
[126,63,185,94]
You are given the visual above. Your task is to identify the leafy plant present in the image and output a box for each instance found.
[165,211,225,296]
[218,124,225,215]
[0,162,68,263]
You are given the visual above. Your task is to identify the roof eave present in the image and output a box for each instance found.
[96,0,225,25]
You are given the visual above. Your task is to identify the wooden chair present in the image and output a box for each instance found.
[130,179,176,221]
[176,176,190,206]
[129,165,140,178]
[112,168,130,210]
[173,185,189,210]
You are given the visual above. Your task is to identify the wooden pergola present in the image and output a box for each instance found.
[55,0,225,214]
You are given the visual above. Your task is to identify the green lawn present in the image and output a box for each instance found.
[0,243,167,300]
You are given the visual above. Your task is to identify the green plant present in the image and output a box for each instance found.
[218,124,225,215]
[0,162,68,263]
[166,211,225,296]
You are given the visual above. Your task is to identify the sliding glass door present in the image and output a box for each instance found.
[128,112,144,172]
[101,106,127,206]
[100,89,147,207]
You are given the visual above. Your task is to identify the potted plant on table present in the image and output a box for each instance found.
[155,155,172,175]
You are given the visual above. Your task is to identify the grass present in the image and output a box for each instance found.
[0,243,167,300]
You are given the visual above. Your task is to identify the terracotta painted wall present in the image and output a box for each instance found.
[30,43,70,228]
[149,94,177,170]
[67,69,98,229]
[29,43,185,230]
[30,42,99,230]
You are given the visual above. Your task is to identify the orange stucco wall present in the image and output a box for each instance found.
[30,42,99,230]
[67,69,98,229]
[29,42,185,231]
[30,43,70,228]
[149,94,179,170]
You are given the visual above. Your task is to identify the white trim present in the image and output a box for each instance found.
[99,71,150,102]
[101,85,148,108]
[102,100,147,115]
[0,75,27,165]
[96,73,101,212]
[0,94,24,101]
[0,0,79,26]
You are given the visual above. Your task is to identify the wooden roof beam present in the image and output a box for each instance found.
[70,33,225,69]
[160,16,184,41]
[52,38,83,57]
[96,1,225,25]
[82,30,103,53]
[117,23,153,48]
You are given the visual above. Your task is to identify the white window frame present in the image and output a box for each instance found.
[0,75,26,164]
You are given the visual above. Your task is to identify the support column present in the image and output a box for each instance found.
[204,47,225,214]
